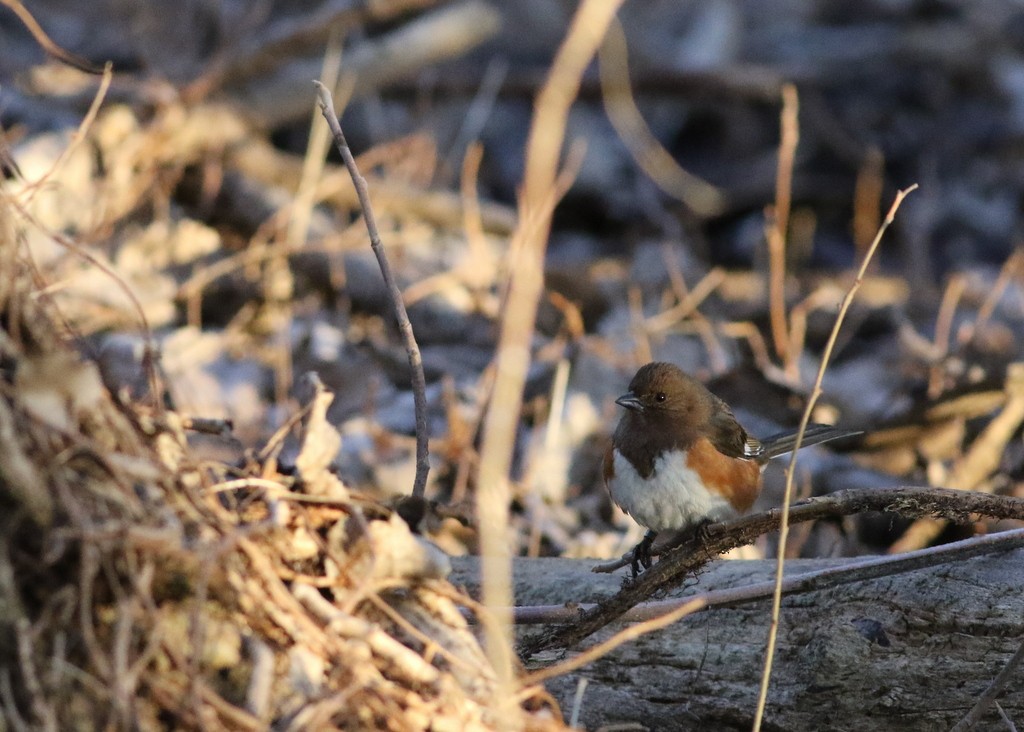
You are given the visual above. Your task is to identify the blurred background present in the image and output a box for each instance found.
[4,0,1024,561]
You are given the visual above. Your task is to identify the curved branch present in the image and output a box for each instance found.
[518,485,1024,657]
[510,527,1024,625]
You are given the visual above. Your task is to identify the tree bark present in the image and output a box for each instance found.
[451,550,1024,731]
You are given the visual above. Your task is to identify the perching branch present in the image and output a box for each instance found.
[518,485,1024,658]
[511,527,1024,625]
[314,81,430,500]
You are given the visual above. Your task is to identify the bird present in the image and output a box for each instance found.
[603,362,859,576]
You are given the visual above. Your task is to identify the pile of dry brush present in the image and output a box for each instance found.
[0,197,561,729]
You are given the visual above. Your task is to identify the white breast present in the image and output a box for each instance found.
[608,449,738,532]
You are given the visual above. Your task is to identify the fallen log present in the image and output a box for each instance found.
[452,546,1024,731]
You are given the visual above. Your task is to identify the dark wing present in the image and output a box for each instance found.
[704,395,760,459]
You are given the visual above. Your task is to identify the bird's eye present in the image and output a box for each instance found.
[655,392,666,403]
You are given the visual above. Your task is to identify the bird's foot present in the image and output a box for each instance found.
[694,518,717,544]
[692,518,728,563]
[630,530,657,578]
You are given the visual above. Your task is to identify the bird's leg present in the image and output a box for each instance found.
[694,518,716,544]
[692,518,724,563]
[631,530,657,578]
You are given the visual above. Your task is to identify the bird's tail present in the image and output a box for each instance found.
[759,424,861,460]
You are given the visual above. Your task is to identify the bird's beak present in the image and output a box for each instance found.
[615,392,643,412]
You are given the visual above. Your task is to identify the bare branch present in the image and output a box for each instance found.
[512,527,1024,625]
[518,485,1024,657]
[314,81,430,499]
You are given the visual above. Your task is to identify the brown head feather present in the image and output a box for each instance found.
[612,362,753,474]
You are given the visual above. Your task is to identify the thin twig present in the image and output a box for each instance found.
[0,0,101,72]
[767,84,799,370]
[951,636,1024,731]
[11,198,165,415]
[773,84,799,254]
[314,81,430,500]
[19,63,112,207]
[928,273,967,397]
[569,678,589,729]
[473,0,625,706]
[459,141,492,292]
[598,16,724,216]
[853,147,885,260]
[514,527,1024,624]
[752,185,917,731]
[995,702,1018,732]
[520,597,707,688]
[643,268,726,333]
[291,38,349,251]
[957,248,1024,348]
[518,483,1023,657]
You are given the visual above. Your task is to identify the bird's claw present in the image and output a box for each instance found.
[695,518,716,543]
[630,530,657,578]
